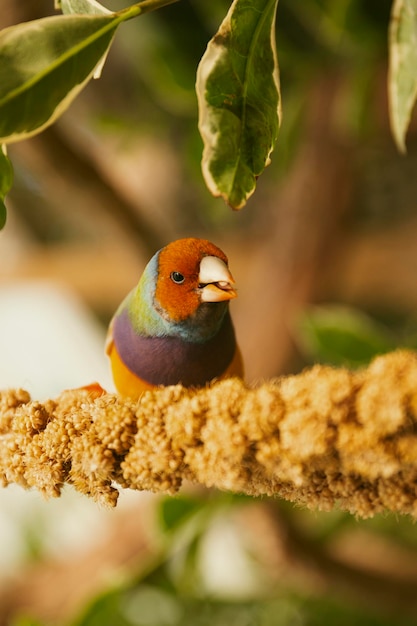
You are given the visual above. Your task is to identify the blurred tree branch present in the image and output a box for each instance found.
[10,125,164,255]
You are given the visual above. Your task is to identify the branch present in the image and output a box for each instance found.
[2,350,417,516]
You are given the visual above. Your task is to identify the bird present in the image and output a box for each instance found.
[105,237,243,398]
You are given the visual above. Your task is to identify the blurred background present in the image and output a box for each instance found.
[2,0,417,624]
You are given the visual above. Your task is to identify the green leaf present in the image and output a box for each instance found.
[0,198,7,229]
[0,145,13,229]
[388,0,417,152]
[56,0,111,15]
[196,0,281,210]
[297,305,396,367]
[0,13,123,144]
[57,0,114,80]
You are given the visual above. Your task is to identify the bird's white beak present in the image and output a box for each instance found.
[198,255,237,303]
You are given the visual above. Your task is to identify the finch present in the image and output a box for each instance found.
[106,238,243,398]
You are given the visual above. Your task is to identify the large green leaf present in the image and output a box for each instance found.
[0,13,123,144]
[0,1,179,145]
[0,146,13,229]
[196,0,281,210]
[388,0,417,152]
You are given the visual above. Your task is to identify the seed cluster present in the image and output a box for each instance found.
[1,351,417,517]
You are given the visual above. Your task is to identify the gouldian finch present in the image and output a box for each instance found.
[106,238,243,398]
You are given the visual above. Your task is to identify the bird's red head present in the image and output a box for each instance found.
[154,238,236,323]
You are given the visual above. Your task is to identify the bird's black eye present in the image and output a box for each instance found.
[170,271,185,284]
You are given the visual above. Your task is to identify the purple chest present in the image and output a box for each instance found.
[112,309,237,387]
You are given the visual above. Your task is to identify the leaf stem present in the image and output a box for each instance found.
[116,0,180,21]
